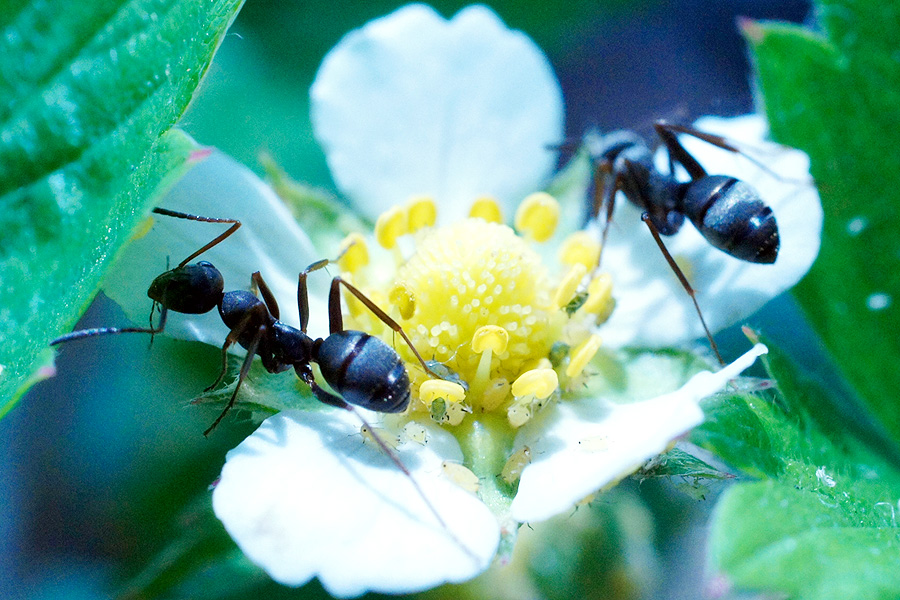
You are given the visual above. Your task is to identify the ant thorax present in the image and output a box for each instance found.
[337,195,610,433]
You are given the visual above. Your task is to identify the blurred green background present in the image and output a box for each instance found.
[1,1,813,598]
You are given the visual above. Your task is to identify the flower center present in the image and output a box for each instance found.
[339,195,614,429]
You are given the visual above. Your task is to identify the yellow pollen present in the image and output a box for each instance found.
[581,273,615,322]
[511,368,558,400]
[566,333,602,378]
[559,231,602,269]
[389,281,416,320]
[375,206,407,249]
[554,263,588,310]
[393,218,562,411]
[515,192,559,242]
[407,196,437,232]
[338,233,369,274]
[471,325,509,354]
[419,379,466,404]
[468,196,503,223]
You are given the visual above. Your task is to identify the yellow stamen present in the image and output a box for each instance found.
[580,273,615,323]
[471,325,509,355]
[375,206,407,249]
[469,196,503,223]
[514,192,559,242]
[559,231,601,269]
[566,333,602,378]
[419,379,466,404]
[407,196,437,232]
[554,263,588,310]
[511,368,558,400]
[338,233,369,274]
[389,281,416,320]
[471,325,509,398]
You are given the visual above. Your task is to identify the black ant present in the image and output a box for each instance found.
[585,121,781,363]
[51,208,479,558]
[52,207,440,435]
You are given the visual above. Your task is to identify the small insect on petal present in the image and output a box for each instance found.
[501,446,532,485]
[442,461,480,493]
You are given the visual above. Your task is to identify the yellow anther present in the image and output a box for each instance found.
[375,206,407,249]
[515,192,559,242]
[554,263,588,310]
[337,233,369,273]
[468,196,503,223]
[419,379,466,404]
[581,273,615,322]
[566,333,602,378]
[389,281,416,320]
[442,461,480,493]
[471,325,509,355]
[407,196,437,232]
[511,368,558,400]
[559,231,602,269]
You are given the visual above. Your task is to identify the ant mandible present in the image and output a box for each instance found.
[585,121,781,363]
[51,207,439,437]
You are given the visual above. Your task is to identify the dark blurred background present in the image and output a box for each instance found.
[2,1,811,598]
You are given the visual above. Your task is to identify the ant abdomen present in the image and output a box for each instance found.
[148,261,224,314]
[316,331,411,413]
[681,175,779,264]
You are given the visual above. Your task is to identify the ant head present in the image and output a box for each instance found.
[147,261,225,314]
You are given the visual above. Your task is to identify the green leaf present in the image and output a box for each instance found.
[696,338,900,599]
[0,0,245,416]
[745,0,900,437]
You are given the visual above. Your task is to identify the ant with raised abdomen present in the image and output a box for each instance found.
[585,121,782,364]
[51,207,478,558]
[52,207,439,436]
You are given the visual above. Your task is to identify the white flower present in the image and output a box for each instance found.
[99,3,820,596]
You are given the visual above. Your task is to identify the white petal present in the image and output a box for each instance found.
[509,344,767,522]
[103,151,331,344]
[599,114,823,348]
[213,410,500,597]
[310,4,563,223]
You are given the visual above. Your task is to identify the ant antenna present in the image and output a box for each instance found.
[641,213,724,366]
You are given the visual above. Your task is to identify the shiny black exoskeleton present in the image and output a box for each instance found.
[51,208,430,435]
[587,121,779,264]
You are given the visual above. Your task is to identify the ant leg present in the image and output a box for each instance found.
[593,162,619,269]
[297,259,331,333]
[652,122,708,181]
[204,324,264,436]
[329,277,441,378]
[294,361,479,563]
[50,307,169,346]
[250,271,281,321]
[204,308,263,393]
[151,207,242,268]
[654,121,800,184]
[640,213,724,366]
